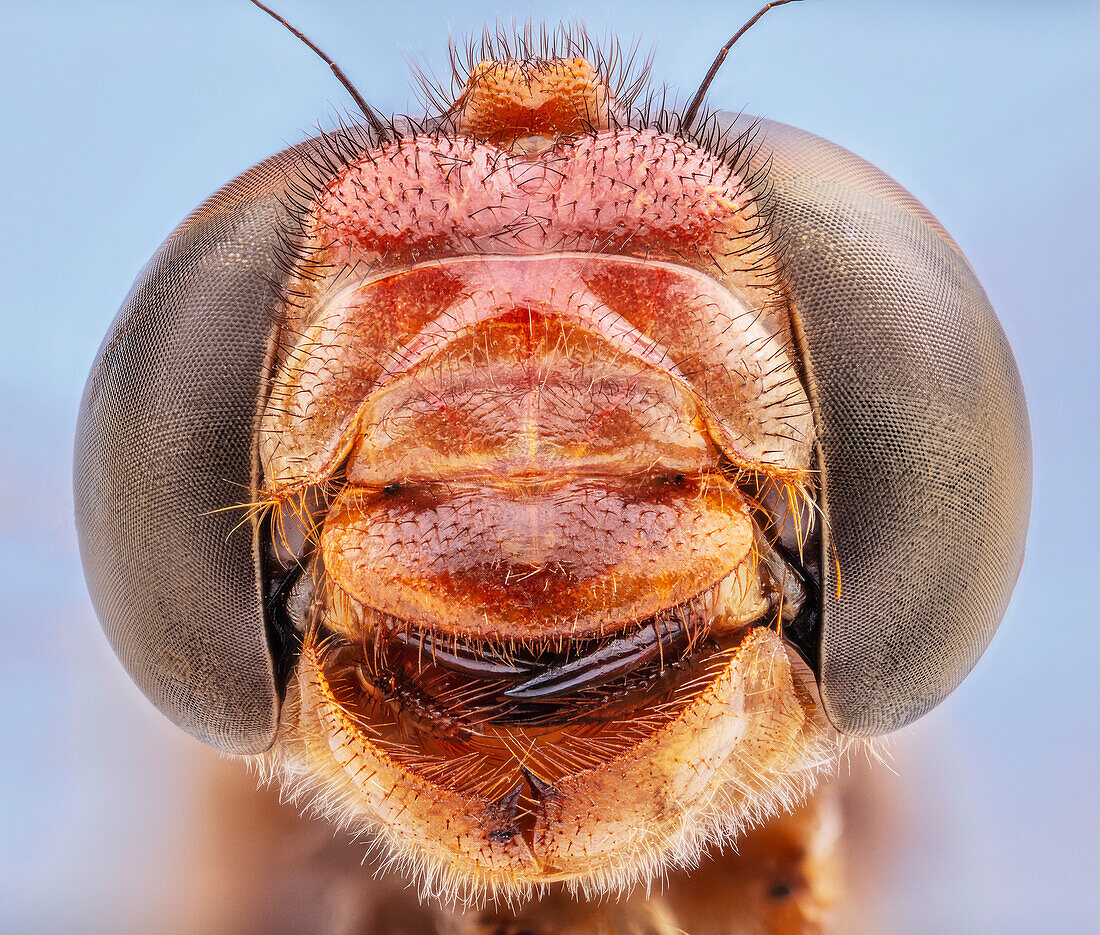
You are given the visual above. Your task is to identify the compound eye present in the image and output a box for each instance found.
[74,149,314,753]
[733,114,1031,735]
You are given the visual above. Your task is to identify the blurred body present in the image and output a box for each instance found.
[181,760,869,935]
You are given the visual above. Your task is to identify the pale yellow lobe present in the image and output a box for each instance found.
[265,627,832,902]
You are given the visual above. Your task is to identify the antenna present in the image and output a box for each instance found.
[681,0,805,131]
[248,0,389,138]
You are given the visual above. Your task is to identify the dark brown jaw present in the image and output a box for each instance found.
[324,597,742,736]
[309,609,756,799]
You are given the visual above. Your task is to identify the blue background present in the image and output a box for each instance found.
[2,1,1097,932]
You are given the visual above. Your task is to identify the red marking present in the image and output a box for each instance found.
[309,130,755,278]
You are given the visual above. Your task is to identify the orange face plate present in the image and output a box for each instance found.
[260,48,825,896]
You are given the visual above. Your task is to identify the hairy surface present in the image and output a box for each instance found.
[260,628,835,904]
[251,23,831,904]
[178,754,864,935]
